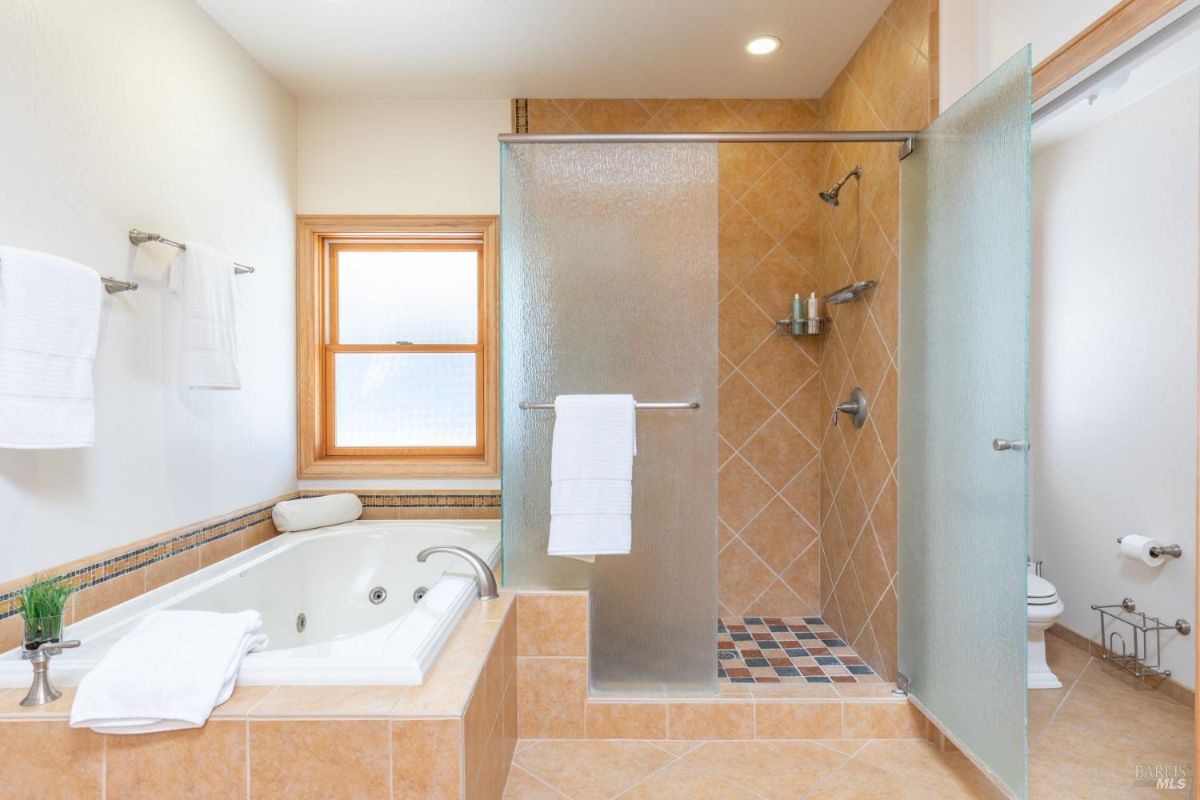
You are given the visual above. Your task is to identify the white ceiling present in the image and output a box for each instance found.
[195,0,891,100]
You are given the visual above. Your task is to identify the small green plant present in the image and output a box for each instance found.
[17,576,73,646]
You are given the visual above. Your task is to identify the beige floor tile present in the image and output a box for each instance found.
[647,740,703,757]
[853,740,1004,799]
[1043,637,1092,686]
[1028,754,1182,799]
[811,738,871,756]
[502,765,569,799]
[683,740,850,799]
[514,740,674,800]
[1026,686,1069,743]
[619,760,763,800]
[806,759,961,800]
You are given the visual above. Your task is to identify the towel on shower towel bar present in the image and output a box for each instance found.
[169,242,240,389]
[69,610,267,735]
[0,246,101,448]
[547,394,636,562]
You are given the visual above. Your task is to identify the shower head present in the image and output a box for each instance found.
[819,166,862,206]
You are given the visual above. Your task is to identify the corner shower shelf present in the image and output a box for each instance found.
[775,317,829,337]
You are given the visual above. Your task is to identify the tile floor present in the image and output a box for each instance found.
[718,617,880,684]
[1029,632,1194,798]
[502,738,1005,799]
[502,632,1197,799]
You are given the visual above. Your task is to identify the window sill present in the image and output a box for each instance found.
[297,453,498,479]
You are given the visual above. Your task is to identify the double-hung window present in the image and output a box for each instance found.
[297,217,498,477]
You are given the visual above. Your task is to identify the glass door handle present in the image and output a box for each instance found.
[992,438,1028,451]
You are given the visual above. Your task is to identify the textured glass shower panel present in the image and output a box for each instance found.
[501,143,718,694]
[897,48,1031,798]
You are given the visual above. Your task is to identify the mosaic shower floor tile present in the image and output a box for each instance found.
[717,616,882,684]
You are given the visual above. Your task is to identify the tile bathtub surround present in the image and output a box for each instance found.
[0,592,518,800]
[816,0,938,682]
[718,616,881,684]
[0,489,503,652]
[0,494,291,651]
[520,99,826,620]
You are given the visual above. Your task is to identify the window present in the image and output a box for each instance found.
[296,217,498,477]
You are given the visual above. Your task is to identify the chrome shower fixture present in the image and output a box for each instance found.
[823,280,877,305]
[819,166,862,206]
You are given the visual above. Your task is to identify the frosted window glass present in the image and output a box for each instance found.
[897,48,1031,798]
[336,249,478,344]
[333,353,476,447]
[501,142,718,696]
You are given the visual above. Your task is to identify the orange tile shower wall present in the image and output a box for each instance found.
[521,99,827,620]
[519,0,935,680]
[816,0,937,680]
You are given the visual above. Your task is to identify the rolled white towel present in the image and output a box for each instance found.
[272,493,363,532]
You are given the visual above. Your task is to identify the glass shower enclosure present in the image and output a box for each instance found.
[500,142,720,695]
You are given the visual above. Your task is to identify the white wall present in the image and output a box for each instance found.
[0,0,297,582]
[939,0,1116,110]
[1030,69,1199,688]
[297,99,510,490]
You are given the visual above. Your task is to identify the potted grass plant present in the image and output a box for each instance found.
[17,576,73,650]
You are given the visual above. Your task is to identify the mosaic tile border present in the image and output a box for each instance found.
[0,504,276,622]
[718,616,881,684]
[301,491,501,510]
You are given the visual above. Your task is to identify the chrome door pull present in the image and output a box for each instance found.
[992,438,1028,451]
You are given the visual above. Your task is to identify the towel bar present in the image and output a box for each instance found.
[101,277,138,294]
[129,228,254,274]
[519,401,700,410]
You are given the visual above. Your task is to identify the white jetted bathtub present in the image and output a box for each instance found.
[0,519,500,687]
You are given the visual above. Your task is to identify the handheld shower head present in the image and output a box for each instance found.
[819,166,862,207]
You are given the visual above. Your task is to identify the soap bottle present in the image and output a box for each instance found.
[806,292,821,335]
[791,293,803,336]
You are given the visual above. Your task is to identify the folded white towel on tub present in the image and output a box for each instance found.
[0,246,101,449]
[69,610,267,735]
[547,394,636,562]
[272,493,363,532]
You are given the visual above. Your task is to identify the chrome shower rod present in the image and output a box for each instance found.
[499,131,917,144]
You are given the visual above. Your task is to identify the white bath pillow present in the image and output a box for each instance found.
[272,493,363,533]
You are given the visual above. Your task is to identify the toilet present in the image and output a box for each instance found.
[1027,573,1065,689]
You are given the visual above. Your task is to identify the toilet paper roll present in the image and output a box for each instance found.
[1119,534,1165,567]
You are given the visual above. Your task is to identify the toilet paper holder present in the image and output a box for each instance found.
[1116,537,1183,559]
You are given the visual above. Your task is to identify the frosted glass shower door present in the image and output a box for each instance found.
[501,143,719,694]
[897,48,1031,797]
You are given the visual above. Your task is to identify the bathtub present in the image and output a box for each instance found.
[0,519,500,687]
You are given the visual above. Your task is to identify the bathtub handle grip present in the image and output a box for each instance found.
[417,546,500,601]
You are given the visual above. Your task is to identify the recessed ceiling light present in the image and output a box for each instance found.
[746,36,781,56]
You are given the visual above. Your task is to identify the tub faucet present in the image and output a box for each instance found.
[20,639,80,707]
[417,546,499,601]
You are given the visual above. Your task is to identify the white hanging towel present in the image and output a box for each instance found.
[169,242,240,389]
[70,609,267,735]
[0,247,101,448]
[548,394,636,562]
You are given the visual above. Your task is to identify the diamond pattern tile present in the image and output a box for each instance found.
[519,15,932,671]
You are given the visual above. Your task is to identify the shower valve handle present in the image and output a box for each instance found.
[832,388,868,429]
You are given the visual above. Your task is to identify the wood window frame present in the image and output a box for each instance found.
[296,215,499,478]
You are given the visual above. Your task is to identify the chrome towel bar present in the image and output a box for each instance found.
[101,277,138,294]
[519,401,700,410]
[129,228,254,274]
